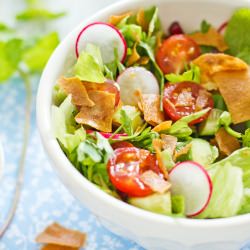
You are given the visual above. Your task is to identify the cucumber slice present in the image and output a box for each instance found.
[199,108,223,136]
[188,139,219,167]
[128,192,172,215]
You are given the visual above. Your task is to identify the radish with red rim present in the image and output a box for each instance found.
[75,22,127,64]
[117,66,160,106]
[169,161,213,217]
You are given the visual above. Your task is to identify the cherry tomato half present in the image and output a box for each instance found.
[107,147,163,197]
[163,82,213,124]
[156,34,200,74]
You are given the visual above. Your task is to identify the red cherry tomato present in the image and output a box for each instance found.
[156,34,200,74]
[107,147,162,197]
[163,82,213,124]
[111,141,134,150]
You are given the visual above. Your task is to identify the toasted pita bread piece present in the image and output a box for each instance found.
[58,77,94,107]
[213,68,250,124]
[36,223,86,248]
[75,90,116,132]
[108,11,132,26]
[160,134,177,156]
[193,53,248,90]
[41,244,78,250]
[188,27,228,52]
[141,170,171,194]
[139,94,165,126]
[215,128,240,156]
[152,139,169,179]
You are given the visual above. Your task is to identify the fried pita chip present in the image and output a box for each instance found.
[139,94,165,126]
[213,68,250,124]
[174,143,192,161]
[160,134,177,156]
[41,244,78,250]
[188,27,228,52]
[127,43,140,66]
[75,90,116,132]
[36,223,86,248]
[215,128,240,156]
[152,121,172,132]
[152,139,169,179]
[58,77,94,107]
[140,170,171,194]
[193,53,248,90]
[108,11,132,26]
[136,9,148,32]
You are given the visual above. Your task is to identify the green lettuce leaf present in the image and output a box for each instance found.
[238,189,250,215]
[168,108,210,138]
[243,128,250,147]
[165,64,200,83]
[171,195,185,216]
[197,163,244,218]
[200,20,211,33]
[16,8,66,21]
[52,96,84,153]
[225,8,250,63]
[74,43,106,83]
[159,149,175,171]
[210,147,250,173]
[23,32,59,72]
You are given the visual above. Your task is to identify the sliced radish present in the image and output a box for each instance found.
[117,67,160,106]
[75,22,127,63]
[86,130,127,139]
[169,161,213,217]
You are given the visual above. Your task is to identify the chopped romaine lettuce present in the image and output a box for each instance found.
[128,192,172,215]
[74,43,106,83]
[159,149,175,171]
[212,94,227,111]
[210,147,250,173]
[225,8,250,63]
[165,64,200,84]
[52,96,85,153]
[238,189,250,215]
[197,163,244,218]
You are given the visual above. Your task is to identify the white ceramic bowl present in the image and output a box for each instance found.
[37,0,250,249]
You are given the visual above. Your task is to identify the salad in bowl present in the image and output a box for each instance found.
[51,6,250,220]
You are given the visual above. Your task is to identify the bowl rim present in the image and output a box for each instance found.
[37,0,250,229]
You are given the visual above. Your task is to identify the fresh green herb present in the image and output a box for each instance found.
[225,8,250,63]
[243,128,250,147]
[200,45,217,54]
[165,64,200,83]
[144,6,161,36]
[200,20,211,33]
[138,41,165,109]
[219,111,242,138]
[168,108,210,138]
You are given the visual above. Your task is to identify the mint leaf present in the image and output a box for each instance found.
[16,8,66,21]
[23,32,59,72]
[165,64,200,83]
[225,8,250,61]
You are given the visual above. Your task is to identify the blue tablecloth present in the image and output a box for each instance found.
[0,79,250,250]
[0,78,143,250]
